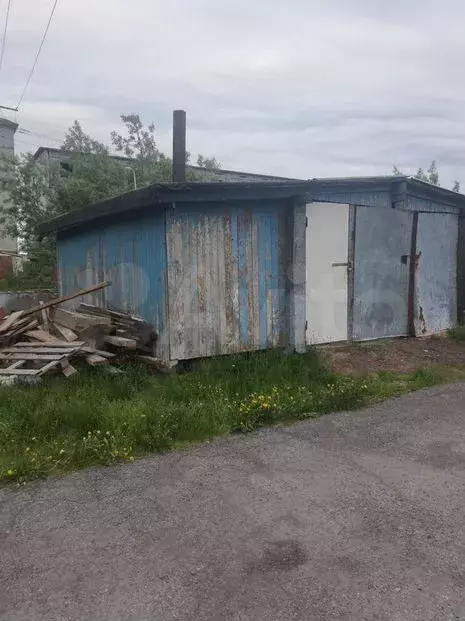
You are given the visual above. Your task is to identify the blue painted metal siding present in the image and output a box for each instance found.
[57,211,169,358]
[166,200,289,360]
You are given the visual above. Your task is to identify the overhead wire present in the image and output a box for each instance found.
[0,0,12,76]
[16,0,59,108]
[18,126,63,145]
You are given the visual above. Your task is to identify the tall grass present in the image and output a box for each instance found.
[0,349,456,483]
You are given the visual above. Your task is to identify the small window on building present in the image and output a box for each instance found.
[60,161,73,175]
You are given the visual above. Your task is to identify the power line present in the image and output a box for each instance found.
[16,0,59,109]
[18,126,63,145]
[0,0,12,77]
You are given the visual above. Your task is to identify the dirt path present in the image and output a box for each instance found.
[325,336,465,375]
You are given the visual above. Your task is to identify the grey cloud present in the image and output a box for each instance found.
[1,0,464,188]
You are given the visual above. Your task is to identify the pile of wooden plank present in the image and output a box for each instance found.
[0,282,166,383]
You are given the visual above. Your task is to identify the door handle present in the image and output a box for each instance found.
[332,262,353,272]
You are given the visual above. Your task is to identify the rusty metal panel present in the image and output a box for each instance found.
[57,211,169,359]
[353,207,413,340]
[166,201,289,360]
[414,212,458,335]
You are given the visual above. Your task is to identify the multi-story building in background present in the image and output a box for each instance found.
[0,117,19,279]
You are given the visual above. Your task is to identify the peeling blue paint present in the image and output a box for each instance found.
[57,211,169,358]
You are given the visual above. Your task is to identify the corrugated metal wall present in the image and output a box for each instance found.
[166,201,290,360]
[57,211,169,358]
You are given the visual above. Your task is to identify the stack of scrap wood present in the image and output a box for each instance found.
[0,282,167,383]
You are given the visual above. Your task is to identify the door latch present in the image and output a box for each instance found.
[332,262,353,272]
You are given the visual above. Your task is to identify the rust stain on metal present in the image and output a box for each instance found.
[418,305,428,334]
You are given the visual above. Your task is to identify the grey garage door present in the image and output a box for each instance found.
[353,206,413,340]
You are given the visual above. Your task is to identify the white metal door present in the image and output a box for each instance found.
[306,202,349,344]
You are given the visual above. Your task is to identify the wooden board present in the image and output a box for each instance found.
[1,347,80,355]
[104,335,137,349]
[0,368,42,376]
[5,360,26,370]
[53,308,112,332]
[21,281,111,318]
[39,301,49,329]
[53,323,78,342]
[15,340,85,347]
[0,358,63,377]
[85,353,109,366]
[137,355,178,374]
[60,360,77,377]
[24,330,66,344]
[0,353,66,361]
[0,311,24,333]
[9,319,39,336]
[81,347,115,358]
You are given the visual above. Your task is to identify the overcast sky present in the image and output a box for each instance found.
[2,0,464,187]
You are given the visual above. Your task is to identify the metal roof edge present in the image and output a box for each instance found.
[405,177,465,207]
[38,181,312,236]
[38,175,465,237]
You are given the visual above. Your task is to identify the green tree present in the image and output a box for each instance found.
[1,115,220,288]
[110,114,159,160]
[0,153,56,290]
[62,120,108,155]
[392,160,460,191]
[413,160,439,185]
[197,154,221,170]
[110,114,172,184]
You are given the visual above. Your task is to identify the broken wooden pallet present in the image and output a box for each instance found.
[0,342,84,377]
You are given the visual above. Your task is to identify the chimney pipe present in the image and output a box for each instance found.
[172,110,186,182]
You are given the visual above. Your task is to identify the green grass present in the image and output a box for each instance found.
[1,349,463,484]
[448,325,465,342]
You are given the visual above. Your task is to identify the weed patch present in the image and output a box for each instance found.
[448,326,465,342]
[0,349,460,483]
